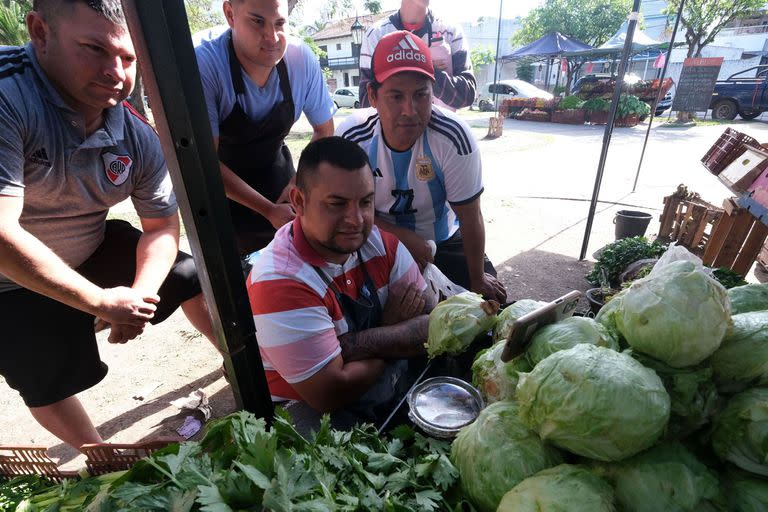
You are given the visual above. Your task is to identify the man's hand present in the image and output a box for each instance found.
[267,202,296,230]
[276,177,296,204]
[471,273,507,303]
[433,60,449,73]
[382,283,427,326]
[97,286,158,326]
[399,230,434,270]
[106,323,145,344]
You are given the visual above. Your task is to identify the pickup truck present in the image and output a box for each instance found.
[710,65,768,120]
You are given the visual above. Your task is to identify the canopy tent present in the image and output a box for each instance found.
[563,22,664,58]
[501,32,592,62]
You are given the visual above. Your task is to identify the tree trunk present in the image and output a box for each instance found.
[288,0,299,14]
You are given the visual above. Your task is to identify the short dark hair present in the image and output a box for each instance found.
[33,0,125,26]
[296,137,371,192]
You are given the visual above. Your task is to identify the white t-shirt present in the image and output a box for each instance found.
[337,106,483,243]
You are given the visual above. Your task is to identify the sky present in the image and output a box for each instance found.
[294,0,543,27]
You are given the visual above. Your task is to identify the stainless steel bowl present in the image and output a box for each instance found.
[407,376,484,439]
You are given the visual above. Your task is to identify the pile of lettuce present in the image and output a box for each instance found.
[457,264,768,511]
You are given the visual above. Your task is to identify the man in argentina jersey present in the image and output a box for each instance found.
[337,30,506,303]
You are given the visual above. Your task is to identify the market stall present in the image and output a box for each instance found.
[5,264,768,510]
[6,1,768,510]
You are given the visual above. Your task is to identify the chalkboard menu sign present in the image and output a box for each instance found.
[672,57,724,112]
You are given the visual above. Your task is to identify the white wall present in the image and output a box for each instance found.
[318,36,355,59]
[663,46,763,92]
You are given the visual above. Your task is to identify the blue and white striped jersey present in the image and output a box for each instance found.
[337,106,483,244]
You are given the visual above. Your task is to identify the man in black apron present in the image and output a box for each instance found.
[247,137,436,434]
[195,0,335,255]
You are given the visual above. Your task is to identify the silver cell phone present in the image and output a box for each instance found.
[500,291,582,362]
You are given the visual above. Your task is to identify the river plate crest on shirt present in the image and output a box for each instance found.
[102,152,133,186]
[415,156,434,181]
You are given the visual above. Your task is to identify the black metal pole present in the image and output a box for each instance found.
[492,0,504,110]
[121,0,274,419]
[632,0,686,192]
[579,0,643,261]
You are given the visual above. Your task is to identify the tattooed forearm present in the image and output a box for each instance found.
[339,315,429,362]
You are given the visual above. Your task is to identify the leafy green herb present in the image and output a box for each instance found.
[17,410,462,511]
[0,475,55,511]
[617,94,651,118]
[587,236,666,288]
[582,97,610,112]
[712,267,748,289]
[557,95,585,110]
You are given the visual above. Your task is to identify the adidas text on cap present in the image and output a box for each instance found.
[372,30,435,84]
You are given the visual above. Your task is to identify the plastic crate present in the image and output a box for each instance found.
[701,128,762,175]
[0,440,175,480]
[0,446,77,481]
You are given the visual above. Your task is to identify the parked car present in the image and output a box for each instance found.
[474,80,553,111]
[332,86,360,109]
[710,65,768,120]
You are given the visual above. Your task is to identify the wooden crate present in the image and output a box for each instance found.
[658,186,723,255]
[703,198,768,277]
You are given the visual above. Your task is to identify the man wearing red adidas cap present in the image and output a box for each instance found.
[338,31,506,303]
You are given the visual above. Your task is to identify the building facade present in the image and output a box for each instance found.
[311,11,394,92]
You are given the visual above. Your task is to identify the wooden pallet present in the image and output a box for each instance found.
[658,186,722,254]
[703,198,768,276]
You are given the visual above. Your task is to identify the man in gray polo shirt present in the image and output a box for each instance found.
[0,0,214,451]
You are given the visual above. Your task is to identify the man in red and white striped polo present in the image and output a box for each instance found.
[247,136,435,431]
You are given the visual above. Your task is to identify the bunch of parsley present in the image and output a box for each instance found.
[70,409,468,511]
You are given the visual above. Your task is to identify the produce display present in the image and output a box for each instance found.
[586,236,665,288]
[593,442,719,512]
[450,401,564,512]
[629,350,719,438]
[727,283,768,314]
[614,260,731,367]
[9,247,768,512]
[425,292,499,358]
[10,411,464,511]
[526,316,618,366]
[517,344,671,462]
[712,311,768,392]
[493,299,547,343]
[496,464,615,512]
[471,341,531,403]
[712,388,768,477]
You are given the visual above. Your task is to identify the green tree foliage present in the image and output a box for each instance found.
[513,0,632,92]
[0,0,29,46]
[513,0,631,47]
[470,46,495,71]
[364,0,382,15]
[184,0,225,35]
[517,59,535,83]
[320,0,353,22]
[664,0,765,58]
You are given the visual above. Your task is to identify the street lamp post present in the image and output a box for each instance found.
[351,15,365,57]
[351,15,365,87]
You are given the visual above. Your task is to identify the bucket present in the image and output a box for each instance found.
[614,210,652,240]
